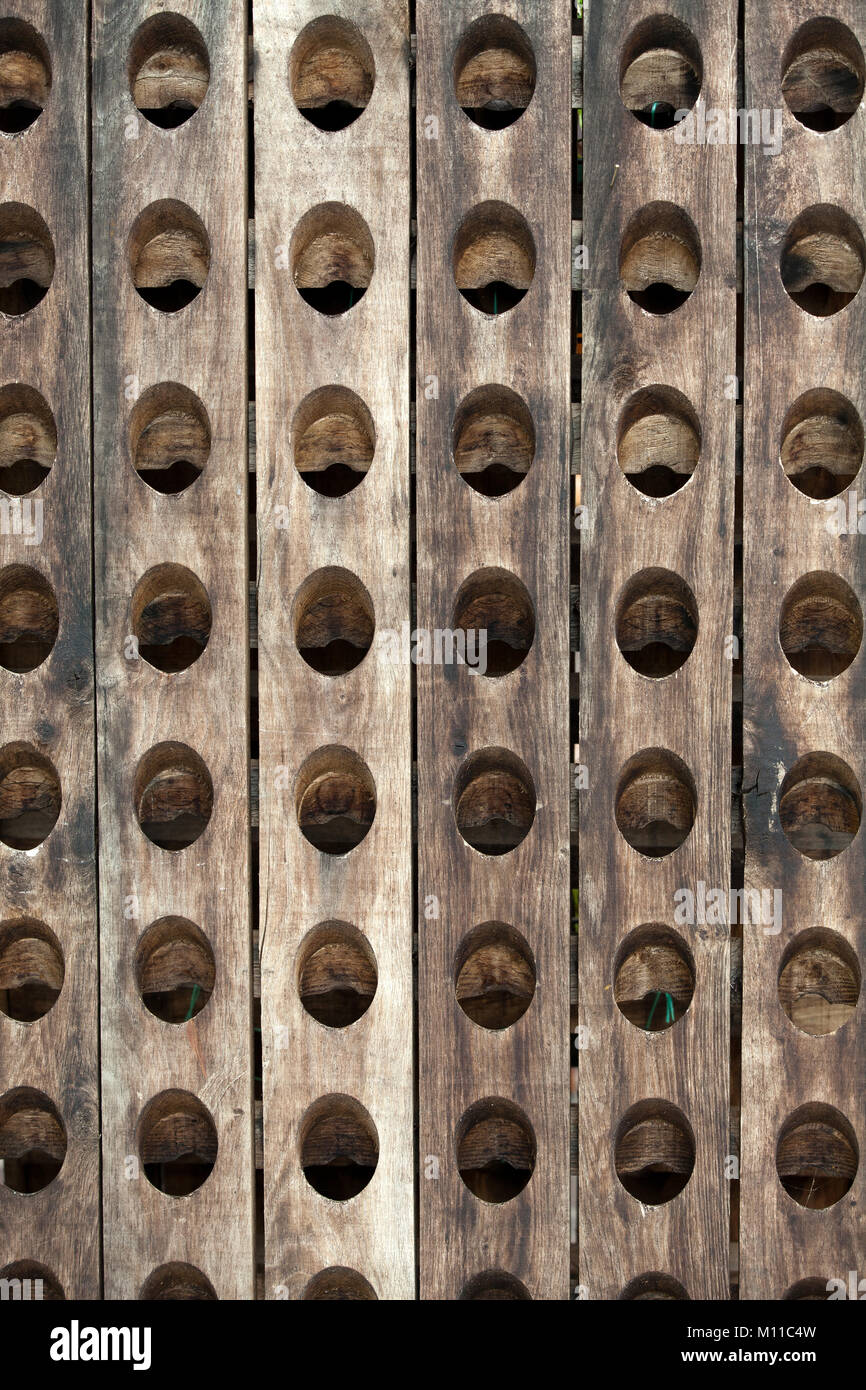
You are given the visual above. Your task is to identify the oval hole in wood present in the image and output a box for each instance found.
[453,201,536,315]
[0,1260,64,1299]
[128,13,209,129]
[299,1094,379,1201]
[135,917,214,1024]
[781,205,865,318]
[779,571,862,681]
[452,567,535,676]
[290,16,375,131]
[139,1263,217,1300]
[620,202,701,314]
[453,14,536,129]
[459,1270,532,1300]
[615,748,696,857]
[290,202,374,315]
[0,1086,66,1193]
[0,203,54,315]
[614,924,695,1031]
[129,382,210,494]
[293,385,374,496]
[617,385,701,497]
[779,751,861,861]
[782,17,865,131]
[301,1267,378,1300]
[454,922,536,1030]
[453,747,535,855]
[295,745,376,854]
[776,1103,858,1210]
[0,565,58,672]
[0,19,50,134]
[0,918,63,1022]
[615,568,698,677]
[128,200,210,313]
[0,742,61,850]
[0,383,56,495]
[137,1089,217,1196]
[452,384,535,496]
[134,742,213,851]
[615,1099,695,1205]
[131,563,212,673]
[778,928,860,1037]
[619,1272,690,1299]
[456,1097,536,1204]
[781,389,863,499]
[619,14,702,128]
[297,921,377,1028]
[292,567,374,675]
[784,1278,833,1301]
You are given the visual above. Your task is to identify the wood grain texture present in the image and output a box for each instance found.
[255,0,414,1300]
[416,0,571,1300]
[0,0,97,1300]
[579,0,736,1298]
[92,0,253,1299]
[741,0,866,1301]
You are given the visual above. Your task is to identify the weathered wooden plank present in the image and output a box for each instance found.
[579,0,736,1299]
[92,0,253,1299]
[0,0,97,1301]
[255,0,414,1300]
[741,0,866,1301]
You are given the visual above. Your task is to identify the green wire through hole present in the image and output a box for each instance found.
[183,984,201,1022]
[644,990,675,1030]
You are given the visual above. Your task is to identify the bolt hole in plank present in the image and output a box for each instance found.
[454,922,536,1030]
[778,928,860,1037]
[129,382,210,494]
[135,917,214,1023]
[779,751,861,861]
[781,17,865,132]
[453,14,536,130]
[619,14,702,129]
[615,748,696,857]
[128,200,210,313]
[781,389,863,499]
[290,15,375,132]
[293,385,374,496]
[0,203,54,315]
[619,1272,690,1300]
[291,202,374,315]
[128,13,209,129]
[139,1263,217,1300]
[617,386,701,498]
[0,1086,66,1192]
[137,1090,217,1195]
[0,383,56,495]
[614,1100,695,1205]
[459,1270,532,1300]
[456,1097,536,1203]
[615,568,698,677]
[779,571,862,680]
[297,921,377,1028]
[0,18,50,134]
[292,567,374,675]
[613,924,695,1031]
[453,201,535,315]
[0,1260,64,1299]
[0,918,63,1021]
[620,202,701,315]
[0,565,58,672]
[295,746,376,854]
[776,1103,858,1210]
[301,1267,378,1300]
[0,743,61,849]
[134,742,213,851]
[784,1277,833,1301]
[299,1095,378,1200]
[453,747,535,855]
[131,564,211,672]
[452,567,535,676]
[780,205,865,318]
[452,384,534,496]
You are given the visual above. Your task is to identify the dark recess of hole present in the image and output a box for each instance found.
[0,100,41,133]
[138,101,196,128]
[137,459,201,493]
[299,99,360,130]
[136,280,201,312]
[0,459,49,493]
[297,281,364,315]
[628,283,691,314]
[460,280,526,315]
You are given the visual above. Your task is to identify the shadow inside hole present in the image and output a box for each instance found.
[301,1267,378,1300]
[615,748,696,857]
[456,1098,536,1203]
[128,14,209,129]
[130,384,211,496]
[619,15,703,128]
[0,566,58,673]
[290,16,375,131]
[0,745,61,850]
[132,565,212,674]
[781,207,865,319]
[296,747,376,855]
[614,925,694,1032]
[293,385,374,498]
[454,14,536,130]
[0,920,63,1022]
[778,929,861,1037]
[615,1102,695,1205]
[0,204,55,316]
[0,20,51,134]
[779,573,862,681]
[616,569,698,677]
[617,386,701,498]
[779,753,862,861]
[453,568,535,677]
[134,743,213,851]
[453,748,535,855]
[452,385,535,497]
[782,18,865,132]
[453,202,536,318]
[138,1091,217,1196]
[777,1105,858,1210]
[781,390,864,500]
[300,1097,378,1200]
[620,204,701,316]
[0,1088,66,1193]
[129,202,210,314]
[136,917,214,1024]
[139,1263,217,1300]
[294,568,374,676]
[455,923,536,1030]
[298,923,377,1028]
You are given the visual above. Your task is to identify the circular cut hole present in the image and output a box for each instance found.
[299,1095,378,1200]
[615,568,698,677]
[615,748,696,857]
[301,1267,378,1300]
[619,15,702,128]
[0,204,54,315]
[0,743,61,850]
[290,16,375,131]
[453,201,535,315]
[293,567,374,675]
[456,1097,536,1204]
[779,572,862,681]
[778,929,860,1037]
[295,746,376,855]
[131,564,212,673]
[0,384,56,495]
[0,1260,64,1299]
[0,918,63,1022]
[454,747,535,856]
[617,386,701,497]
[782,18,865,131]
[0,1087,66,1192]
[781,206,865,317]
[135,917,214,1024]
[139,1263,217,1300]
[0,566,58,672]
[453,15,536,129]
[129,383,210,494]
[460,1270,531,1300]
[452,568,535,677]
[776,1104,858,1210]
[779,752,861,861]
[781,389,864,499]
[293,385,374,497]
[452,384,535,496]
[455,922,536,1030]
[615,1100,695,1205]
[129,201,210,312]
[619,1272,690,1300]
[137,1090,217,1195]
[614,924,695,1031]
[297,921,377,1028]
[620,203,701,314]
[0,19,51,133]
[128,14,209,128]
[134,742,213,851]
[784,1278,833,1301]
[291,202,374,315]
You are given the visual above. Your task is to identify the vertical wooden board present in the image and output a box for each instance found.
[0,0,97,1300]
[92,0,253,1298]
[255,0,414,1300]
[579,0,736,1298]
[741,0,865,1300]
[416,0,571,1300]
